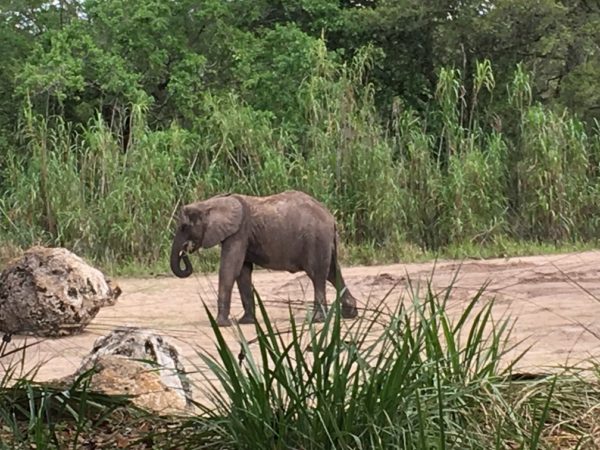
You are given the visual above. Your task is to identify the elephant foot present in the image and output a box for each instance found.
[311,308,327,323]
[238,314,256,325]
[341,303,358,319]
[216,315,232,327]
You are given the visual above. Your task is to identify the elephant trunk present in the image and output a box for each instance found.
[170,230,193,278]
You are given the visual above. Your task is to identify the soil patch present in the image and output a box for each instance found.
[4,250,600,405]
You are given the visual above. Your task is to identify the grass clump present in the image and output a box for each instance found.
[0,338,129,449]
[187,277,600,449]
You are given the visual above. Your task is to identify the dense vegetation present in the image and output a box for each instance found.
[1,0,600,270]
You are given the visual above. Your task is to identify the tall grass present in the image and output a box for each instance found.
[298,44,400,245]
[1,47,600,268]
[1,103,193,265]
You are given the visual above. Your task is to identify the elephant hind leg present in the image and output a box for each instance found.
[327,256,358,319]
[310,274,328,323]
[306,245,331,323]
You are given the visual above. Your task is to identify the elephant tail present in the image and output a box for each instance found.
[333,223,339,258]
[330,223,341,281]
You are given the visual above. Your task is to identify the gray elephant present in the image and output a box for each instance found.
[170,190,359,326]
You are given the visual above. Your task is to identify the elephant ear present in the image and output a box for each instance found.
[200,195,243,248]
[181,203,204,225]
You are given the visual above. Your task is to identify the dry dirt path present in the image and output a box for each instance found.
[4,250,600,407]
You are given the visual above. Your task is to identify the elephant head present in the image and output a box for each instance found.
[170,195,243,278]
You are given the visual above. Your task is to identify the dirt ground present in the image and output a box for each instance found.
[4,250,600,406]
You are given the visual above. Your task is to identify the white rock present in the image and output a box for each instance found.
[0,246,120,337]
[74,326,194,414]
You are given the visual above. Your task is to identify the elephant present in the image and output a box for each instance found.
[170,190,359,327]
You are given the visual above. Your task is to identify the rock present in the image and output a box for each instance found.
[0,246,121,337]
[73,326,194,415]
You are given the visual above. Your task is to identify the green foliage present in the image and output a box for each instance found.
[2,0,600,134]
[2,52,600,267]
[444,133,508,244]
[2,1,600,268]
[233,23,324,129]
[2,103,193,264]
[297,44,400,245]
[394,114,445,250]
[0,336,133,448]
[193,92,295,197]
[514,106,591,241]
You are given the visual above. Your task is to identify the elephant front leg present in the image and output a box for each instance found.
[236,262,255,324]
[216,270,235,327]
[215,240,246,327]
